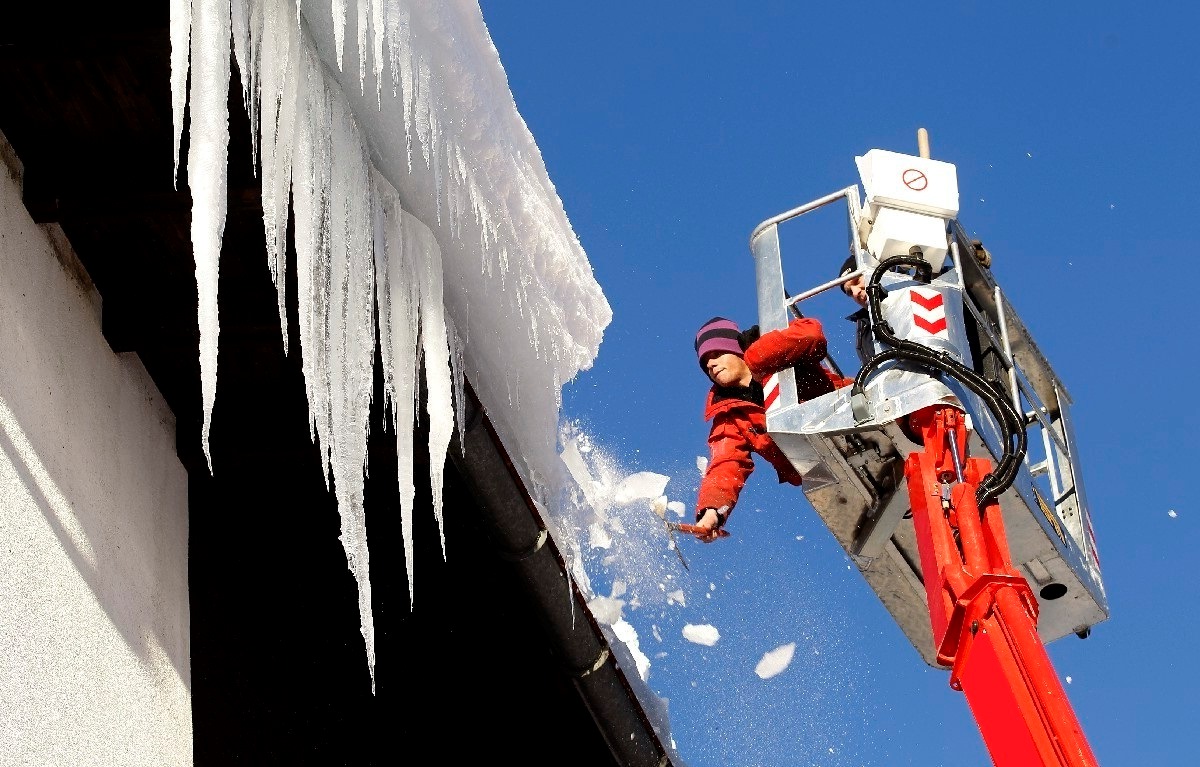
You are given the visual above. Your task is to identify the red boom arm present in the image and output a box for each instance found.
[905,405,1099,767]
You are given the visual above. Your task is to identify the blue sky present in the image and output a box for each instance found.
[479,3,1197,765]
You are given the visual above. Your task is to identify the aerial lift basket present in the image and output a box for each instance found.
[748,148,1107,666]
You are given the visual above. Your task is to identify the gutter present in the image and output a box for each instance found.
[450,381,678,767]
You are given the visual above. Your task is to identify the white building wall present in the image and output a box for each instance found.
[0,133,192,767]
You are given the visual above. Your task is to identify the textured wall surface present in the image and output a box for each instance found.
[0,133,192,767]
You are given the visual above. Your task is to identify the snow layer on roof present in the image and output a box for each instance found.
[301,0,612,451]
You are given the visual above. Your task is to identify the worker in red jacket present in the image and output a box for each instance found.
[692,315,852,541]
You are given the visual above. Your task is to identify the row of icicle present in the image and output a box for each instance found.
[170,0,465,694]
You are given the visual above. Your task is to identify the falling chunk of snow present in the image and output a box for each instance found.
[1026,152,1033,158]
[1168,509,1178,518]
[696,456,708,475]
[755,642,796,679]
[1066,675,1073,684]
[667,500,686,518]
[682,624,720,646]
[1109,203,1116,210]
[614,471,670,504]
[828,747,836,755]
[980,198,986,203]
[666,589,687,606]
[589,595,626,626]
[795,534,805,541]
[649,495,668,519]
[611,618,651,681]
[560,435,595,493]
[588,520,613,549]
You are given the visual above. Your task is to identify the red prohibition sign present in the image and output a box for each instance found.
[902,168,928,191]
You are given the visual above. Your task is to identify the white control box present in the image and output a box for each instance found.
[856,149,959,218]
[856,149,960,271]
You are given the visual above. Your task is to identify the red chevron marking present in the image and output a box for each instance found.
[913,315,948,335]
[910,290,944,311]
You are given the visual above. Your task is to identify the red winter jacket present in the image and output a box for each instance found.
[696,318,852,520]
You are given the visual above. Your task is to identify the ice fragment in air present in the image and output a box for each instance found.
[612,618,650,681]
[755,642,796,679]
[1168,509,1178,518]
[614,471,670,504]
[682,624,720,647]
[649,495,668,519]
[696,456,708,475]
[560,436,594,492]
[588,595,626,626]
[588,520,613,550]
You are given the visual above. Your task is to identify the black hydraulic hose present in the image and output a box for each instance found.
[851,255,1027,508]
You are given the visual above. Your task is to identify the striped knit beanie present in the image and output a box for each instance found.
[695,317,743,369]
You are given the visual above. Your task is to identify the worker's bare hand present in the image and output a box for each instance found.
[693,508,725,543]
